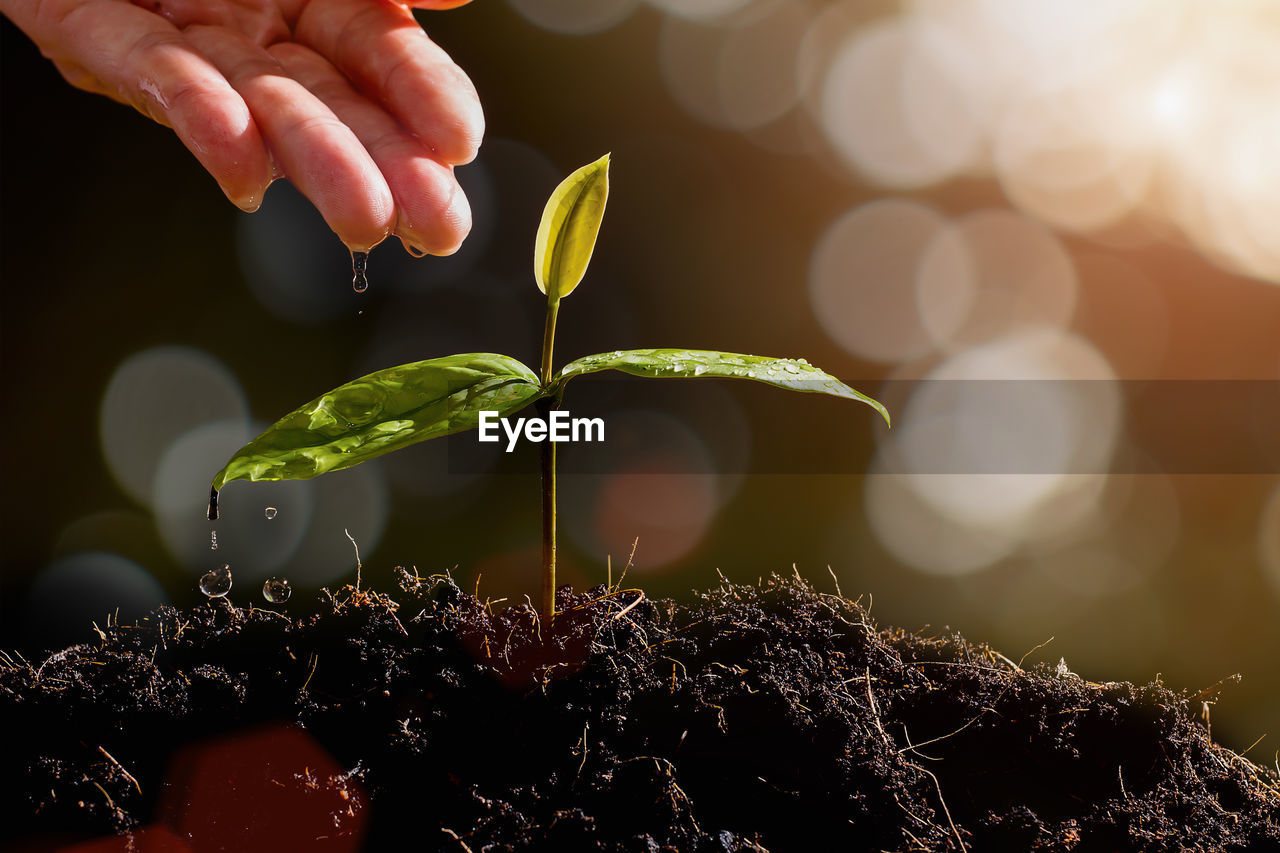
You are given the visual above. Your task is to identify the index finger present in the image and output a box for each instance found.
[3,0,272,209]
[292,0,484,166]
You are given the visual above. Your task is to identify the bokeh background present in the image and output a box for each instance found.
[2,1,1278,753]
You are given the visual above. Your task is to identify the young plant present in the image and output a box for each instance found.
[209,155,889,624]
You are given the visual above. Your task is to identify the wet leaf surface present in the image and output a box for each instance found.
[212,354,543,492]
[555,348,890,425]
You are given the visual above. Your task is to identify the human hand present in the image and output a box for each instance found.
[1,0,482,254]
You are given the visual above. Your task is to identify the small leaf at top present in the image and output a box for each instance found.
[211,354,544,493]
[535,154,610,300]
[554,349,890,426]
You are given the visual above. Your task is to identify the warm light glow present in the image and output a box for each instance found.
[658,0,1280,285]
[865,329,1121,576]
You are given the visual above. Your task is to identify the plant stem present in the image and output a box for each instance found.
[540,423,556,626]
[540,299,560,386]
[539,298,561,625]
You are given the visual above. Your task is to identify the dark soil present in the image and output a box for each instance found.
[2,572,1277,852]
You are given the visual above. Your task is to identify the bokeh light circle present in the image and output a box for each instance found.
[562,410,721,571]
[1260,482,1280,599]
[818,19,971,188]
[916,209,1078,351]
[281,462,390,587]
[863,463,1018,577]
[153,420,314,583]
[25,552,168,650]
[993,98,1151,233]
[648,0,752,23]
[101,346,248,507]
[716,1,808,130]
[809,199,948,364]
[658,15,733,128]
[866,328,1121,576]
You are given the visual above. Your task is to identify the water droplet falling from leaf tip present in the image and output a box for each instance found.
[207,486,220,521]
[351,250,369,293]
[209,530,218,550]
[264,506,278,520]
[200,564,232,598]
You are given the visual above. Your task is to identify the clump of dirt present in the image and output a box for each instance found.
[2,572,1277,852]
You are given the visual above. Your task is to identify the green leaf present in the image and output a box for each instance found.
[212,354,544,491]
[534,154,610,300]
[554,349,890,426]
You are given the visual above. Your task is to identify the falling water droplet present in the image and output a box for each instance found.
[351,250,369,293]
[264,507,278,520]
[207,486,220,521]
[262,576,292,604]
[210,530,218,550]
[199,564,233,598]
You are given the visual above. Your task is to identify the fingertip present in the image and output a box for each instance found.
[332,176,396,251]
[393,161,472,256]
[430,66,484,165]
[442,101,484,166]
[225,188,262,213]
[173,97,273,212]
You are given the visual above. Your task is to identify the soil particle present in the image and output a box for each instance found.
[2,572,1277,851]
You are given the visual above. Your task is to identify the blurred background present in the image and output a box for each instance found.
[2,1,1278,753]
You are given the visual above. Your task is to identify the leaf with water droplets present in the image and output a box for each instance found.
[211,354,546,492]
[553,349,889,425]
[534,154,610,301]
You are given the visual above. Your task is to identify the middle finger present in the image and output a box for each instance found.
[184,24,395,250]
[269,41,471,256]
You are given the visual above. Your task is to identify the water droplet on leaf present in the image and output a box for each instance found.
[264,507,277,520]
[262,576,292,604]
[351,250,369,293]
[199,564,232,598]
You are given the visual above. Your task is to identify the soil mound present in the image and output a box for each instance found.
[3,572,1277,851]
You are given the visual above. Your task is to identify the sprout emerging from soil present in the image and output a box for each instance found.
[207,156,889,624]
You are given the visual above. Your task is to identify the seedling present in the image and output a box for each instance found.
[208,155,889,624]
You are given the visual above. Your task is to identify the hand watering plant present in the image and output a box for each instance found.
[209,155,889,624]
